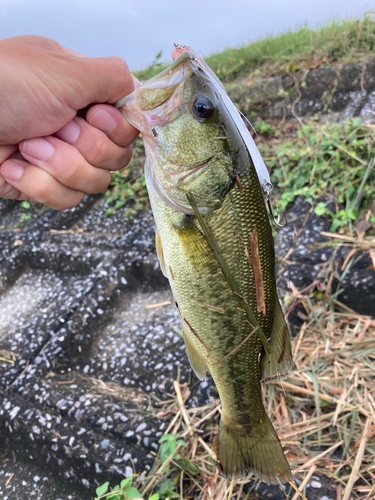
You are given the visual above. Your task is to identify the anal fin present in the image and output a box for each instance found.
[182,321,209,381]
[260,297,293,383]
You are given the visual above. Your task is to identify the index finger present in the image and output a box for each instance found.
[66,56,136,110]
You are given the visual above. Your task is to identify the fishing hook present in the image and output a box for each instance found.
[267,198,287,227]
[262,180,287,228]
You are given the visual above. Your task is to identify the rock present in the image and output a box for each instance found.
[0,196,216,499]
[227,58,375,122]
[275,197,375,318]
[360,90,375,124]
[3,55,374,499]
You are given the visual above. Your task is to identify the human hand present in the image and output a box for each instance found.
[0,36,139,209]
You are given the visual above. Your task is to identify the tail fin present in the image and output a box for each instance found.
[214,412,291,484]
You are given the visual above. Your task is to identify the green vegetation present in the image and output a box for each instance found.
[106,14,375,231]
[106,117,375,233]
[95,476,143,499]
[93,434,200,500]
[1,199,49,229]
[19,200,32,222]
[95,476,159,500]
[261,117,375,231]
[206,12,375,82]
[89,288,375,498]
[135,13,375,82]
[104,136,149,217]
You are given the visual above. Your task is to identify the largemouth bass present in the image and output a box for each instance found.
[116,47,293,484]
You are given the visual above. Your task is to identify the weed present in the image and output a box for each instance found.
[18,200,32,222]
[107,118,374,233]
[134,16,374,84]
[95,475,159,500]
[134,51,167,83]
[159,434,186,465]
[20,201,31,210]
[104,136,148,217]
[204,13,375,82]
[254,120,277,136]
[264,117,375,231]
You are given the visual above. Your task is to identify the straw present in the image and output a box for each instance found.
[131,242,375,499]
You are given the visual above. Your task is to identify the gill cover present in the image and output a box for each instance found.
[171,45,272,199]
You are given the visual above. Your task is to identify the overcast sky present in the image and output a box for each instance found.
[1,0,373,71]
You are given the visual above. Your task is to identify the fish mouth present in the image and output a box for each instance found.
[169,156,215,186]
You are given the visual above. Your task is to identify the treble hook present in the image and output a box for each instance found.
[267,198,287,227]
[262,180,287,228]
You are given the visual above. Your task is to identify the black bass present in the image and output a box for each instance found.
[116,46,293,484]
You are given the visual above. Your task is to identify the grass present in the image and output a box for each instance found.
[258,117,375,232]
[97,14,375,500]
[108,17,375,232]
[91,236,375,499]
[105,117,375,235]
[104,136,149,217]
[135,13,375,82]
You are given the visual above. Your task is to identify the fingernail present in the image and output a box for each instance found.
[88,109,116,134]
[57,120,81,144]
[2,160,24,181]
[21,138,55,162]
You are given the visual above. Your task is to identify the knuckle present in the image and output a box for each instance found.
[56,156,81,184]
[86,171,112,194]
[88,140,108,167]
[1,182,18,199]
[34,182,54,204]
[50,192,84,210]
[106,57,133,95]
[108,56,130,76]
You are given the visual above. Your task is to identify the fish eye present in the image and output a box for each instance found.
[192,96,215,120]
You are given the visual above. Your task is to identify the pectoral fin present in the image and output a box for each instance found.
[173,217,218,274]
[182,321,209,381]
[260,298,293,383]
[155,229,167,277]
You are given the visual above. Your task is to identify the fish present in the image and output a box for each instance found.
[116,46,293,484]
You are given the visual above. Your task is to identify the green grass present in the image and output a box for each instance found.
[106,118,375,233]
[261,117,375,232]
[109,14,375,232]
[104,136,149,217]
[135,13,375,83]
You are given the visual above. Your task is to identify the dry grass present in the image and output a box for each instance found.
[134,239,375,500]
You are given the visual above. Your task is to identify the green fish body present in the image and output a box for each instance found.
[117,48,293,484]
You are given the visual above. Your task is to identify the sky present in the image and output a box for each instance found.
[0,0,373,71]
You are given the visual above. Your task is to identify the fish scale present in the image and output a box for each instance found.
[118,47,293,484]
